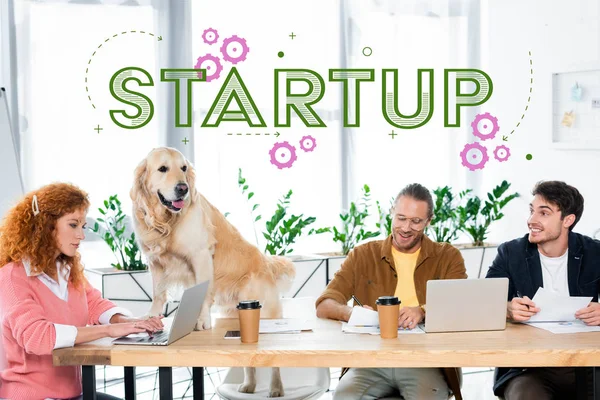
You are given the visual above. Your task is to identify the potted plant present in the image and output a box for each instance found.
[454,180,520,279]
[237,169,328,256]
[328,184,381,256]
[237,169,329,298]
[90,195,146,271]
[457,180,520,247]
[428,186,471,243]
[318,184,381,284]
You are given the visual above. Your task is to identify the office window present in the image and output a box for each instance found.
[14,0,160,215]
[343,0,471,205]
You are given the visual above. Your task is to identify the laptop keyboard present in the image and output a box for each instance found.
[137,331,169,344]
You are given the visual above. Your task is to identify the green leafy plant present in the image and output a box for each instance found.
[332,184,380,255]
[376,197,393,237]
[457,180,520,246]
[263,190,329,255]
[428,186,471,243]
[237,168,327,256]
[90,195,147,271]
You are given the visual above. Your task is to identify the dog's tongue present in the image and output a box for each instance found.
[172,200,185,209]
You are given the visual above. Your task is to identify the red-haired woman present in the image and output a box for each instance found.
[0,183,163,400]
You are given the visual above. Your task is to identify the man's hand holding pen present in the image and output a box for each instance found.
[345,295,373,320]
[507,291,541,322]
[351,295,373,310]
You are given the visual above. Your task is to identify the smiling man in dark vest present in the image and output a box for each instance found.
[486,180,600,399]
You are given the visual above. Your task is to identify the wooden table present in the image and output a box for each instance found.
[53,318,600,399]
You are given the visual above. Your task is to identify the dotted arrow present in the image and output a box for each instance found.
[504,51,534,141]
[85,31,162,110]
[227,132,281,137]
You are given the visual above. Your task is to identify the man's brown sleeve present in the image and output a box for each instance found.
[443,245,468,279]
[315,249,358,308]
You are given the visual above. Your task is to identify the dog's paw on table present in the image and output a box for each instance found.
[268,387,285,398]
[194,316,212,331]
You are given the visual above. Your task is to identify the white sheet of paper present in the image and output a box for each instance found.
[259,319,313,333]
[347,306,380,326]
[528,287,592,322]
[341,323,379,334]
[525,320,600,334]
[341,322,425,335]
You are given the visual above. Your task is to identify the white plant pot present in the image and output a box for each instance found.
[456,244,499,279]
[84,268,180,317]
[283,253,349,300]
[285,254,329,299]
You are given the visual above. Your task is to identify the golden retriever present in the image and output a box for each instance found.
[130,147,295,397]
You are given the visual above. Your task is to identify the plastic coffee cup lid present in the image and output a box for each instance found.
[376,296,400,306]
[237,300,262,310]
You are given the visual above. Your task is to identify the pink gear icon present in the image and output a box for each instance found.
[269,141,297,169]
[493,145,511,162]
[460,142,489,171]
[299,135,317,152]
[194,54,223,82]
[220,35,250,64]
[202,28,219,45]
[471,112,500,140]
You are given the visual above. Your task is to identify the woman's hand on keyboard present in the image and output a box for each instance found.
[115,315,165,331]
[107,320,162,338]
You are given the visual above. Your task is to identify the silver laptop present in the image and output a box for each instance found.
[113,280,209,346]
[424,278,509,333]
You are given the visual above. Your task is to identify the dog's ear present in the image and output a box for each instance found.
[186,159,197,202]
[130,158,151,221]
[130,158,148,200]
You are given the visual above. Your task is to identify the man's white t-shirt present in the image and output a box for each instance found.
[539,250,569,296]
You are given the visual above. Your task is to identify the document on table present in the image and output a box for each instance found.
[341,322,425,335]
[347,306,379,326]
[525,320,600,334]
[527,287,592,323]
[259,319,313,334]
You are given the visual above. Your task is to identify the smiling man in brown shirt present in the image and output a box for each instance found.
[316,183,467,400]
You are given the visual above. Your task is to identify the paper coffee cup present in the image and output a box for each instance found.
[237,300,262,343]
[376,296,401,339]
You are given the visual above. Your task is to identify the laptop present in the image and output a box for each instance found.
[113,280,209,346]
[424,278,509,333]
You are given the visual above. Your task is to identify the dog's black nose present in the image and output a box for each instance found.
[175,183,188,197]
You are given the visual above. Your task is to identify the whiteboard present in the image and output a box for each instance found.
[551,64,600,150]
[0,87,23,220]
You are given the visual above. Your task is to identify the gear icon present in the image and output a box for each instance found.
[493,145,511,162]
[194,54,223,82]
[220,35,250,64]
[202,28,219,45]
[471,112,500,140]
[269,141,297,169]
[299,135,317,152]
[460,142,489,171]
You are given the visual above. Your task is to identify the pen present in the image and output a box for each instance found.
[351,295,363,307]
[516,291,530,310]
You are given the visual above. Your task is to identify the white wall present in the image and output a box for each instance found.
[481,0,600,244]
